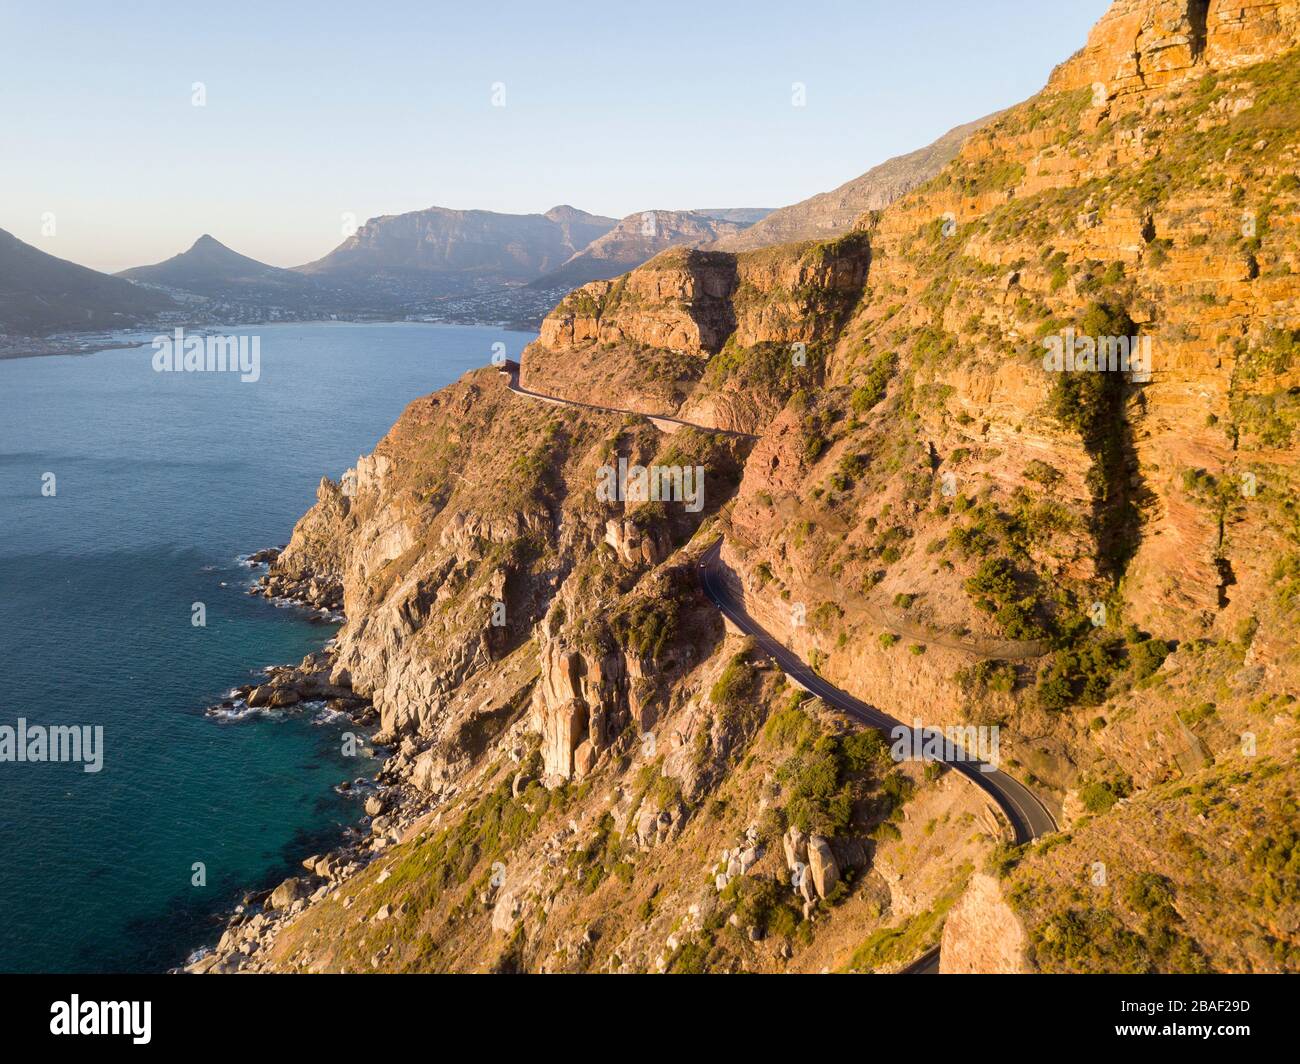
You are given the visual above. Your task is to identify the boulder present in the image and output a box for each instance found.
[636,809,660,849]
[604,518,671,567]
[782,826,808,870]
[798,867,817,905]
[267,686,300,708]
[491,891,522,933]
[807,835,839,898]
[268,877,309,910]
[574,739,598,778]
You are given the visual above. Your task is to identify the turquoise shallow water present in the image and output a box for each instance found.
[0,321,534,972]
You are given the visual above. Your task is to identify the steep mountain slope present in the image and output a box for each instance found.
[193,369,1002,975]
[522,236,870,429]
[529,210,748,290]
[195,0,1300,975]
[0,228,175,335]
[520,0,1300,971]
[709,116,995,252]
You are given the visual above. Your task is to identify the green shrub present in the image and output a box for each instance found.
[780,736,854,835]
[987,842,1027,878]
[1035,640,1120,709]
[1129,637,1170,680]
[850,351,898,413]
[956,659,1017,695]
[1078,775,1131,813]
[711,652,757,710]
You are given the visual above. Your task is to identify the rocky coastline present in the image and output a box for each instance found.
[179,548,451,974]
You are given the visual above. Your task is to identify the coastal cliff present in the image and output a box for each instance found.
[192,0,1300,974]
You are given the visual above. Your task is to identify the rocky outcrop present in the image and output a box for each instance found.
[939,873,1031,974]
[806,835,840,899]
[531,642,635,782]
[258,475,350,608]
[778,826,844,906]
[537,248,739,355]
[1049,0,1300,98]
[604,518,671,566]
[524,234,870,436]
[219,650,375,726]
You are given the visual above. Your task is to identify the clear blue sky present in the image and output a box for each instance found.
[0,0,1109,272]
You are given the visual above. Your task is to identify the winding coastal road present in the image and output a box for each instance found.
[499,356,1057,971]
[697,540,1057,843]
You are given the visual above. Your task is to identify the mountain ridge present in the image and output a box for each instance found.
[0,228,175,337]
[528,209,749,290]
[292,203,619,284]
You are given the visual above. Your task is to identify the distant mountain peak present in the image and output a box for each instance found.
[544,204,598,222]
[118,235,305,296]
[527,208,746,290]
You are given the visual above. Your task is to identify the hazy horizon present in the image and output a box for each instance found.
[2,0,1108,273]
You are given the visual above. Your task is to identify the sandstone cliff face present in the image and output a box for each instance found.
[531,641,640,783]
[229,0,1300,975]
[1048,0,1300,98]
[718,0,1300,810]
[523,236,869,435]
[266,374,599,767]
[536,248,739,354]
[265,371,744,787]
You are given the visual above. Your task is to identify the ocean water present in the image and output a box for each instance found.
[0,321,534,972]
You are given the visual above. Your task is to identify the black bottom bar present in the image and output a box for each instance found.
[1,971,1283,1050]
